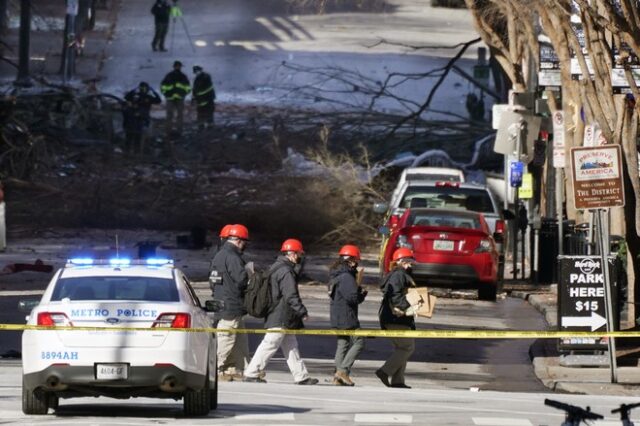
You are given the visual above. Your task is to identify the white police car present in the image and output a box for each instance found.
[21,258,218,416]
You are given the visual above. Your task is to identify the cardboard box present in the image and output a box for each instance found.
[406,287,436,318]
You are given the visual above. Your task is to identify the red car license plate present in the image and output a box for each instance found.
[433,240,454,251]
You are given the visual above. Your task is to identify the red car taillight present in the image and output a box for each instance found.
[495,219,505,235]
[474,239,493,253]
[435,181,460,188]
[37,312,73,327]
[152,313,191,329]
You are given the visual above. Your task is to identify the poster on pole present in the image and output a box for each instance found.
[538,42,562,90]
[570,145,625,210]
[552,111,565,168]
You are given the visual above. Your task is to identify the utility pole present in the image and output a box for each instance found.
[14,0,32,87]
[61,0,79,83]
[0,0,8,34]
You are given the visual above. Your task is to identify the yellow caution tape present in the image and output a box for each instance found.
[1,323,639,339]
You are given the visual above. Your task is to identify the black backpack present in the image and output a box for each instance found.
[244,265,284,318]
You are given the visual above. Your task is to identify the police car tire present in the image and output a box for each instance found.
[22,381,49,415]
[210,360,218,409]
[48,394,59,410]
[478,284,497,302]
[183,373,210,416]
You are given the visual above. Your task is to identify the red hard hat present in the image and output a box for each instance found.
[281,238,304,253]
[227,224,249,240]
[219,224,233,238]
[392,247,414,262]
[338,244,361,260]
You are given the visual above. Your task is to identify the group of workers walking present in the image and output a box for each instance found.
[210,224,420,388]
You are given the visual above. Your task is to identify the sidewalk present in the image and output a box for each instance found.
[0,1,119,85]
[511,283,640,396]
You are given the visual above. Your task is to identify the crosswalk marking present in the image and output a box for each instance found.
[272,17,311,41]
[354,414,413,424]
[234,412,296,421]
[473,418,533,426]
[255,17,292,42]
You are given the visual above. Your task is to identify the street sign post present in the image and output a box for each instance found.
[569,145,625,383]
[558,256,619,351]
[570,146,625,210]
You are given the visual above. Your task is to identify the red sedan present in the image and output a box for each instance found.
[381,208,500,301]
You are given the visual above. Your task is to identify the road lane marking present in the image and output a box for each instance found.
[272,17,311,40]
[355,414,412,423]
[234,412,295,421]
[0,290,44,296]
[256,17,292,42]
[473,418,533,425]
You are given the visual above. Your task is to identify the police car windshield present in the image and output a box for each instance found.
[51,277,179,302]
[401,186,494,213]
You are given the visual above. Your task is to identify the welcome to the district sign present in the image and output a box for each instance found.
[570,145,625,210]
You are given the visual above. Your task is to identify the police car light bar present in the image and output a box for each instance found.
[66,258,174,267]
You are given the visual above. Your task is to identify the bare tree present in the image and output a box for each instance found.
[466,0,640,324]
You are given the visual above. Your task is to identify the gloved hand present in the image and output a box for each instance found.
[404,303,422,317]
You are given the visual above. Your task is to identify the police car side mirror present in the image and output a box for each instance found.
[204,299,224,312]
[18,299,39,313]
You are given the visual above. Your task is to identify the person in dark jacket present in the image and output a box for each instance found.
[151,0,171,51]
[376,247,420,389]
[192,65,216,129]
[160,60,190,137]
[329,244,367,386]
[123,81,161,153]
[211,224,250,381]
[209,224,232,297]
[244,239,318,385]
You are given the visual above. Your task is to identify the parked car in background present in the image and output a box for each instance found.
[375,180,506,283]
[380,208,500,301]
[389,167,465,206]
[21,258,218,416]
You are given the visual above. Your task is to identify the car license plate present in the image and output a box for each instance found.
[96,363,128,380]
[434,240,454,251]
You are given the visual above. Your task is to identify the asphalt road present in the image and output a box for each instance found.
[2,285,547,392]
[0,359,636,425]
[101,0,481,118]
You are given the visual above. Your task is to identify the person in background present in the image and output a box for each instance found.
[329,244,367,386]
[160,61,190,138]
[151,0,171,52]
[376,247,418,389]
[192,65,216,129]
[244,239,318,385]
[123,82,161,153]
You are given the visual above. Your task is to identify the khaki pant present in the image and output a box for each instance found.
[245,328,309,382]
[165,100,184,134]
[335,335,364,374]
[216,316,249,375]
[380,324,415,385]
